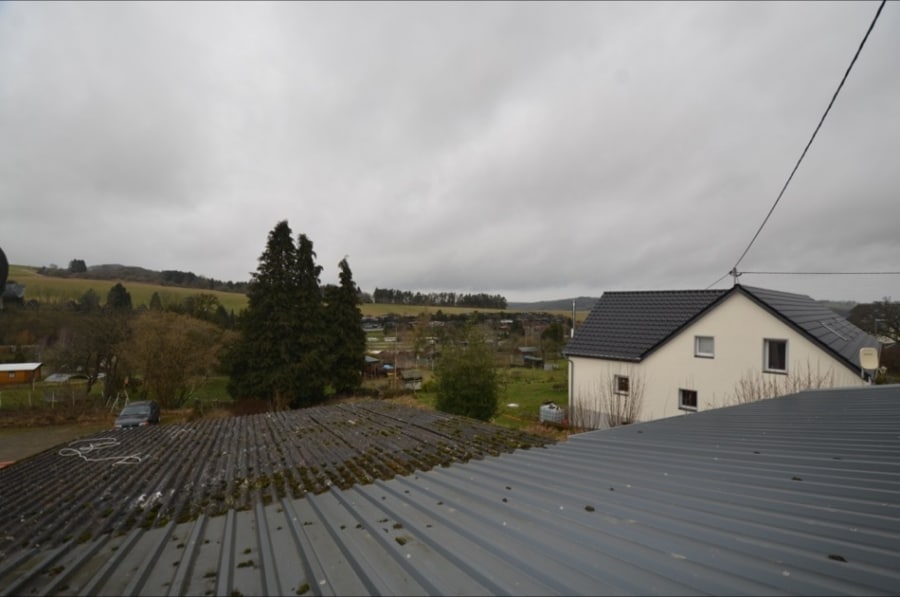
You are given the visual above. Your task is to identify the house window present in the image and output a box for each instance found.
[7,372,14,379]
[679,389,698,411]
[764,339,788,373]
[614,375,630,395]
[694,336,715,358]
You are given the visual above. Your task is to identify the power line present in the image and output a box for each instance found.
[704,272,731,290]
[741,270,900,275]
[706,269,899,289]
[727,0,887,277]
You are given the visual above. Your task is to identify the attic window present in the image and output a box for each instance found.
[679,389,698,411]
[694,336,715,358]
[614,375,630,395]
[764,339,788,373]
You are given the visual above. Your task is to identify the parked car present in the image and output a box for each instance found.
[114,400,160,429]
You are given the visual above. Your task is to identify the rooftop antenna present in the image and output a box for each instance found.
[729,268,742,286]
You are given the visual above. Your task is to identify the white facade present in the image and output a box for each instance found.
[569,292,868,428]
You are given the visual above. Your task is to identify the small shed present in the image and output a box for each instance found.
[517,346,543,368]
[399,369,424,391]
[364,355,381,379]
[0,362,43,386]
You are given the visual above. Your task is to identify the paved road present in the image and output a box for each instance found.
[0,423,109,464]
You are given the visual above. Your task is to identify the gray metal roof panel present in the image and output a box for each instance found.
[3,385,900,595]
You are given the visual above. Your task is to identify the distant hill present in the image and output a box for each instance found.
[36,263,249,294]
[507,296,600,312]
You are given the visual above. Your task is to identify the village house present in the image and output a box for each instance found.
[564,285,879,428]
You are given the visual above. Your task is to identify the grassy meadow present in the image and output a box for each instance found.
[8,265,249,313]
[7,265,587,321]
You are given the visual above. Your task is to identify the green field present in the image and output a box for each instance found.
[8,265,249,313]
[8,265,588,320]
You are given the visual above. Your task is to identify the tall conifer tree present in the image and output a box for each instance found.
[287,233,327,408]
[227,220,299,405]
[324,258,366,395]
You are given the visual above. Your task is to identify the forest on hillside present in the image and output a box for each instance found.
[37,262,248,293]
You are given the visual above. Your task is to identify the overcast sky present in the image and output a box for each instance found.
[2,1,898,303]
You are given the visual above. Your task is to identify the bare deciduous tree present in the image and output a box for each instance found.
[732,359,836,405]
[572,368,645,429]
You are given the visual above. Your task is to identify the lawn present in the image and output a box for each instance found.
[409,363,569,434]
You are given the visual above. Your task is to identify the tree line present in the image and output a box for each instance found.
[372,288,507,309]
[37,262,250,294]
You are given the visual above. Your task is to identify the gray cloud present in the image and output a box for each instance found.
[1,1,898,303]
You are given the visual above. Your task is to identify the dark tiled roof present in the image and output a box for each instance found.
[564,289,727,360]
[741,285,879,371]
[565,285,879,370]
[2,385,899,595]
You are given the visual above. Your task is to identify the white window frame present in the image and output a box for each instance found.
[764,338,788,373]
[613,375,630,396]
[694,336,715,358]
[679,388,698,411]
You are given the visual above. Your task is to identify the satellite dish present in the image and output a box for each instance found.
[859,347,879,371]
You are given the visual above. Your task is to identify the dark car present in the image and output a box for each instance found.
[114,400,160,429]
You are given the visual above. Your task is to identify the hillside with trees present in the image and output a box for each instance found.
[36,262,249,294]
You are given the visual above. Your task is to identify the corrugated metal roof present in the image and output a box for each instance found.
[0,401,553,559]
[3,384,899,596]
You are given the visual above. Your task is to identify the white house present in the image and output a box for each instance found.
[564,285,880,428]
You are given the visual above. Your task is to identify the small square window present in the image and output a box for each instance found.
[694,336,714,358]
[764,339,787,373]
[679,389,698,411]
[8,372,14,379]
[614,375,630,395]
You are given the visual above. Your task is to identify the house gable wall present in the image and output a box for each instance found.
[569,292,867,427]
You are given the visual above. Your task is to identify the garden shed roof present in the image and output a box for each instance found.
[2,385,899,595]
[0,362,41,372]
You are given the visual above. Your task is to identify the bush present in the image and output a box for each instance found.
[434,326,500,421]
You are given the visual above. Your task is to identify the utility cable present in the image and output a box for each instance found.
[728,0,886,277]
[740,270,900,275]
[705,272,731,290]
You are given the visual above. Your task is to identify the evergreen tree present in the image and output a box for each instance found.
[149,291,163,311]
[324,258,366,395]
[106,283,132,310]
[226,221,300,405]
[79,289,101,312]
[287,233,327,408]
